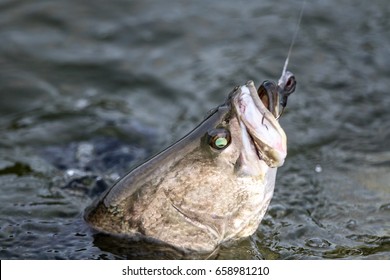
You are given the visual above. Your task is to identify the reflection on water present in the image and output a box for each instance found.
[0,0,389,259]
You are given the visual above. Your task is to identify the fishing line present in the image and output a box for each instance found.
[281,0,306,77]
[276,0,306,120]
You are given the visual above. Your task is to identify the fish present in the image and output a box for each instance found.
[84,72,296,253]
[85,1,304,253]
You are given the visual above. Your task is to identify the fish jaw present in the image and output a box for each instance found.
[233,81,287,170]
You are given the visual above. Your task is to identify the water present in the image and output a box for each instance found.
[0,0,389,259]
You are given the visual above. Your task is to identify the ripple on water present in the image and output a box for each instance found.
[379,203,390,212]
[305,237,332,249]
[1,0,390,260]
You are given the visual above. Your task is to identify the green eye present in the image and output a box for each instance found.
[215,137,228,148]
[207,128,231,150]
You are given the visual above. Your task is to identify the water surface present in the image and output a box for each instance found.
[0,0,389,259]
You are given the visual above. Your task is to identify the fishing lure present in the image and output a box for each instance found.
[258,0,304,119]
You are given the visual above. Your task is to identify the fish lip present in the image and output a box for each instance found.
[232,81,287,168]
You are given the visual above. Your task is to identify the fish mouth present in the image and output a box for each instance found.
[232,80,287,168]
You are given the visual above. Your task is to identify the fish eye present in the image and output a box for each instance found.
[207,128,231,150]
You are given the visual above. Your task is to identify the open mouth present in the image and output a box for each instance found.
[257,80,280,118]
[233,81,287,168]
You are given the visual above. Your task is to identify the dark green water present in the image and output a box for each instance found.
[0,0,389,259]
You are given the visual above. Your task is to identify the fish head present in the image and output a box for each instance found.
[85,79,290,252]
[200,80,287,182]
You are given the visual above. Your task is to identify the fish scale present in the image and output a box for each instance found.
[85,80,295,252]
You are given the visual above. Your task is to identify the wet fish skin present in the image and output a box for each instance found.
[85,81,288,253]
